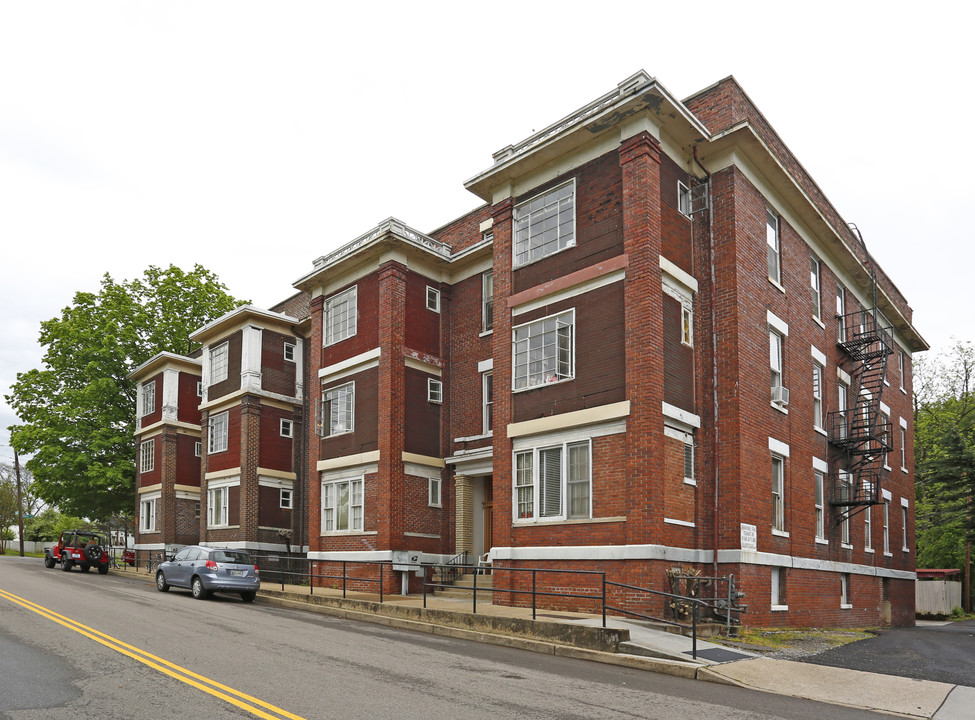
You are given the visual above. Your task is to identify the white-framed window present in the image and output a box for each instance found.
[678,181,691,216]
[482,271,494,333]
[771,567,786,610]
[324,286,357,346]
[280,418,294,438]
[681,306,693,347]
[810,255,821,321]
[513,179,575,267]
[902,502,909,551]
[482,371,493,433]
[814,469,825,540]
[323,382,354,436]
[898,350,905,391]
[812,362,824,430]
[140,439,154,474]
[194,441,201,458]
[864,505,873,551]
[883,499,891,554]
[428,477,442,508]
[882,409,891,469]
[766,207,781,284]
[839,470,851,545]
[900,423,908,471]
[837,382,849,440]
[210,342,229,384]
[513,309,574,390]
[196,381,203,397]
[426,286,441,313]
[770,328,785,402]
[284,342,296,362]
[142,381,155,417]
[207,486,229,527]
[321,477,363,532]
[209,411,229,454]
[140,497,156,532]
[840,573,851,608]
[514,440,591,521]
[427,378,443,404]
[280,488,293,510]
[195,501,201,519]
[771,453,785,532]
[683,439,695,484]
[836,286,847,343]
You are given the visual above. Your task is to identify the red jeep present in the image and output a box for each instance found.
[44,530,110,575]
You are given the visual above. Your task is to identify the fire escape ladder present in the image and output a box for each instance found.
[827,307,894,522]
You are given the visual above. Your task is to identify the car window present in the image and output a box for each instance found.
[212,550,250,564]
[174,548,193,561]
[185,548,202,561]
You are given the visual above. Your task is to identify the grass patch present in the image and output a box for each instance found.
[1,548,46,558]
[735,627,875,650]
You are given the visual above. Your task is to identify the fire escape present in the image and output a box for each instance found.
[827,228,893,522]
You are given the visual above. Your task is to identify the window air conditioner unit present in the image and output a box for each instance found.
[771,386,790,406]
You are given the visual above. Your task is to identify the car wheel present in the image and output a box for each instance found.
[191,576,209,600]
[44,555,55,569]
[80,564,91,573]
[98,563,109,575]
[62,558,73,572]
[240,591,256,603]
[155,571,170,592]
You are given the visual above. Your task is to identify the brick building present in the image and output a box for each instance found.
[132,71,926,627]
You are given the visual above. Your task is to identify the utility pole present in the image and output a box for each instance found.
[13,446,24,557]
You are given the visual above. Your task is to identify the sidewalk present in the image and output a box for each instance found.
[246,578,973,720]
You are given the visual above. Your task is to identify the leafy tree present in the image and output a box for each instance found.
[22,508,90,543]
[0,461,43,520]
[6,265,246,521]
[0,477,17,552]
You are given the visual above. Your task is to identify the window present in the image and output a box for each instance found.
[284,342,296,362]
[280,419,294,438]
[898,350,905,391]
[810,256,821,321]
[324,286,357,346]
[771,567,786,609]
[513,310,574,390]
[322,477,363,532]
[194,441,201,458]
[839,470,851,545]
[837,382,849,440]
[812,362,824,430]
[323,382,354,436]
[482,371,493,433]
[210,342,229,384]
[207,486,229,527]
[681,306,693,346]
[196,381,203,397]
[482,271,494,333]
[426,286,441,313]
[902,504,909,551]
[280,489,293,510]
[208,411,228,454]
[883,499,891,554]
[140,439,154,474]
[840,573,851,608]
[195,501,201,519]
[814,470,825,540]
[864,506,873,550]
[882,410,891,469]
[678,181,691,216]
[140,497,156,532]
[900,425,908,470]
[142,381,155,417]
[429,477,441,508]
[766,208,780,284]
[836,285,847,343]
[513,180,575,267]
[683,440,695,484]
[769,328,785,401]
[514,440,591,521]
[771,454,785,532]
[427,378,443,404]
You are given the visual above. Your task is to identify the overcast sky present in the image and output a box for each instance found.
[2,1,973,460]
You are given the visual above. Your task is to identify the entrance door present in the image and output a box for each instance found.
[482,477,493,556]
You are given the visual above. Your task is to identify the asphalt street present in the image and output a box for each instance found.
[800,620,975,688]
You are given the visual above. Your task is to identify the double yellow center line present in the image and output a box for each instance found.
[0,588,305,720]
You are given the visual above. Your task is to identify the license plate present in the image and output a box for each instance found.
[230,570,245,577]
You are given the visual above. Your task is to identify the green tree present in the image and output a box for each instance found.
[22,508,90,543]
[6,265,246,521]
[0,477,18,553]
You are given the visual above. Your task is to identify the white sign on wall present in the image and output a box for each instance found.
[740,523,757,551]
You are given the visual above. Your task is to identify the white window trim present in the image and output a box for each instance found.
[280,418,294,438]
[284,342,296,362]
[323,382,355,437]
[427,378,443,404]
[321,475,364,534]
[840,573,852,609]
[900,417,909,472]
[140,439,154,474]
[812,360,825,432]
[482,371,493,435]
[140,495,157,533]
[208,411,229,454]
[513,438,591,523]
[428,477,442,508]
[901,497,910,552]
[813,458,826,543]
[141,380,156,417]
[207,485,231,528]
[677,180,691,217]
[513,178,576,268]
[194,441,202,458]
[810,254,822,322]
[864,505,873,551]
[770,566,787,611]
[280,488,293,510]
[324,286,358,347]
[771,451,786,535]
[481,270,494,334]
[196,381,203,398]
[426,286,441,313]
[766,207,781,287]
[512,308,575,392]
[210,342,229,385]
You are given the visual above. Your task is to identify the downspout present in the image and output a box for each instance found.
[693,146,719,578]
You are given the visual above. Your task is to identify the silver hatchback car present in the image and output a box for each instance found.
[155,546,260,602]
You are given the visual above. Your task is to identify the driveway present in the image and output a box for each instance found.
[801,619,975,687]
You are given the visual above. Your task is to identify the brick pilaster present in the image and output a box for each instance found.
[454,474,473,555]
[490,198,514,552]
[239,395,262,540]
[307,295,324,550]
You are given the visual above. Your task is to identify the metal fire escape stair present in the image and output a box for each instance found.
[827,307,894,522]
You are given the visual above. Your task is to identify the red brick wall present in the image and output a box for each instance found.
[404,270,442,359]
[445,270,493,447]
[206,406,241,473]
[261,329,298,396]
[141,372,163,426]
[208,331,242,400]
[319,367,379,457]
[178,371,202,425]
[138,436,160,487]
[320,274,380,368]
[660,154,693,274]
[404,368,441,458]
[176,434,200,486]
[258,484,291,529]
[260,406,294,473]
[662,294,694,411]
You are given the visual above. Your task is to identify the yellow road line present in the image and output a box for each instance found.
[0,588,306,720]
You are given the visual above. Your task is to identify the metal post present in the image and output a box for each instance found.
[423,564,427,609]
[532,570,537,620]
[342,561,347,599]
[309,561,314,596]
[473,567,477,614]
[380,562,384,604]
[692,602,698,660]
[602,573,607,628]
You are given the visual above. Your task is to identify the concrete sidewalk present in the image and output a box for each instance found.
[246,578,973,719]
